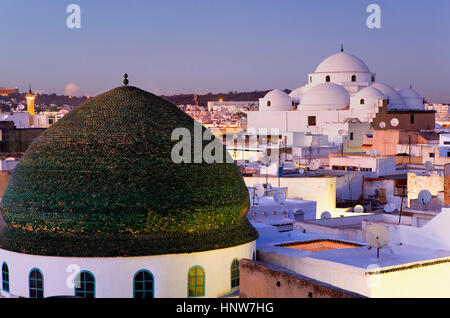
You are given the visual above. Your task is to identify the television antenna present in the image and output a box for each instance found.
[273,189,286,204]
[366,223,390,259]
[383,203,396,213]
[418,189,432,210]
[0,114,8,120]
[354,205,364,213]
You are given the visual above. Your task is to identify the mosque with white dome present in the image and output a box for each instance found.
[248,46,426,146]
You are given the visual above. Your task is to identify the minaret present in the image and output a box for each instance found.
[25,84,35,116]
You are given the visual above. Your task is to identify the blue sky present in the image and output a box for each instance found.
[0,0,449,102]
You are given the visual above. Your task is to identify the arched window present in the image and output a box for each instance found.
[231,259,240,289]
[360,99,365,105]
[188,266,205,297]
[351,75,357,82]
[371,75,375,82]
[325,75,330,82]
[2,262,9,293]
[310,76,312,83]
[134,270,154,298]
[29,268,44,298]
[267,100,271,107]
[75,271,95,298]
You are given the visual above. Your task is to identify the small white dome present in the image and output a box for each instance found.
[398,87,420,99]
[300,83,350,110]
[264,89,289,99]
[351,87,385,109]
[397,87,424,110]
[315,52,370,73]
[259,89,294,111]
[370,82,405,109]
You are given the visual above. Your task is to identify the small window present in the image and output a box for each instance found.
[267,100,271,107]
[350,132,354,140]
[444,141,450,145]
[310,76,312,83]
[2,263,9,293]
[75,271,95,298]
[360,99,365,105]
[352,75,357,82]
[29,268,44,298]
[231,259,240,289]
[410,114,415,124]
[447,152,450,157]
[134,270,154,298]
[325,75,330,82]
[188,266,205,297]
[308,116,316,126]
[371,75,375,82]
[429,153,435,158]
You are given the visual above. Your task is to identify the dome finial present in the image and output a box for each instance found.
[340,43,344,52]
[28,83,32,94]
[123,73,129,86]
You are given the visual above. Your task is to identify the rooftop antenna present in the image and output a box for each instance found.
[123,73,129,86]
[418,189,432,211]
[366,223,390,259]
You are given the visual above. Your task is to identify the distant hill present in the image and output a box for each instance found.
[160,89,291,107]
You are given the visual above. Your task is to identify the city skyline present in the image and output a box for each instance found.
[1,0,449,103]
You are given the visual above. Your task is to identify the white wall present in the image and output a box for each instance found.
[0,241,255,298]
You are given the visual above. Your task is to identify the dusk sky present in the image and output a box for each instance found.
[1,0,449,102]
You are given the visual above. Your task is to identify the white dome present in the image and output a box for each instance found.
[370,82,405,109]
[264,89,289,99]
[259,89,294,111]
[300,83,350,110]
[289,87,303,103]
[398,87,420,99]
[397,87,424,110]
[351,87,385,109]
[315,52,370,73]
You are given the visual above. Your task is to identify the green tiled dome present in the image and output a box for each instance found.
[0,86,257,257]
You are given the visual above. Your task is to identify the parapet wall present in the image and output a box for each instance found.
[239,259,363,298]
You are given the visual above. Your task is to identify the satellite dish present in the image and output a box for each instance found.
[298,167,305,175]
[1,114,8,120]
[365,223,390,258]
[308,160,320,171]
[321,211,332,219]
[310,140,318,147]
[17,104,25,110]
[383,203,396,213]
[354,205,364,213]
[418,189,432,207]
[425,161,433,172]
[253,184,265,198]
[273,189,286,204]
[368,149,379,158]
